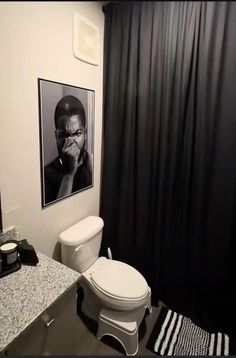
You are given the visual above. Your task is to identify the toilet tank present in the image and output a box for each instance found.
[59,216,104,273]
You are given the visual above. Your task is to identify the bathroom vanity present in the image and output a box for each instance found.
[0,251,81,355]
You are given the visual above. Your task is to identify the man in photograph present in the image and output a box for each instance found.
[44,95,92,205]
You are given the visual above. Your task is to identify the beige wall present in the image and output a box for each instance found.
[0,2,104,258]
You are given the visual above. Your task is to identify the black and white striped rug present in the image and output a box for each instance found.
[147,306,231,356]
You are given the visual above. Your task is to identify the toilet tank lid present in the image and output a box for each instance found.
[59,216,104,246]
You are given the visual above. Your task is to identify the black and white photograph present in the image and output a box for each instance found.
[38,78,94,208]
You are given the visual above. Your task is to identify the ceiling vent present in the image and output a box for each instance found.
[73,13,100,66]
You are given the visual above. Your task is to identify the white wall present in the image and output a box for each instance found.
[0,2,104,259]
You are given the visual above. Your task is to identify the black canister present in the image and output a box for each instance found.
[0,240,19,267]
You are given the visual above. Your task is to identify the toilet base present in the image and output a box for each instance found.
[79,279,152,321]
[79,280,152,355]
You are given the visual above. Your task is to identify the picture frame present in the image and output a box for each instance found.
[38,78,94,208]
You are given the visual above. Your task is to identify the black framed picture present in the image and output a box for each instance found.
[38,78,94,208]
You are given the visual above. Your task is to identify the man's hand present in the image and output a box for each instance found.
[60,138,80,176]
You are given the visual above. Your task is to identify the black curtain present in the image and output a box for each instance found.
[100,1,236,334]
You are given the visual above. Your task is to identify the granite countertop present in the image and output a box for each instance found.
[0,251,81,352]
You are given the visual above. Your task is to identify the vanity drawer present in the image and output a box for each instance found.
[6,283,79,355]
[44,283,77,322]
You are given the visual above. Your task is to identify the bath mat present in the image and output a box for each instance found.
[146,306,231,356]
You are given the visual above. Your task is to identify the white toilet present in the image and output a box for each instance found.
[59,216,152,356]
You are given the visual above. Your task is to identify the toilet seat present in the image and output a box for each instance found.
[91,259,148,300]
[82,258,149,310]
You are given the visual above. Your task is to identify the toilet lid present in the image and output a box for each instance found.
[91,260,148,300]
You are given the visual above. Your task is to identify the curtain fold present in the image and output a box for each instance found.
[101,1,236,334]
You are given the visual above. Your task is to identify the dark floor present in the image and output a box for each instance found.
[75,290,162,355]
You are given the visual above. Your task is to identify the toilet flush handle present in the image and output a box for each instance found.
[75,244,83,252]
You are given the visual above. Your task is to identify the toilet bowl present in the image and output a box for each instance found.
[82,256,149,311]
[59,216,152,355]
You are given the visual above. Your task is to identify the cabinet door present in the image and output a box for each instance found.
[42,284,80,355]
[6,283,80,355]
